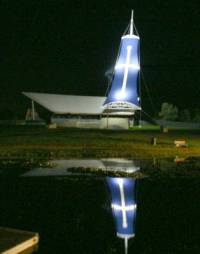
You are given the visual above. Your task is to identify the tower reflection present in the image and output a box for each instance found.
[107,177,138,254]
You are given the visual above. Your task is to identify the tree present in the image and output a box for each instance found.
[159,102,178,121]
[193,109,200,123]
[179,109,191,122]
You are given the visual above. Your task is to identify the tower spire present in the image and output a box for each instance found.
[130,10,134,35]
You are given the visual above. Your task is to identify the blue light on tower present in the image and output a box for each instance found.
[104,10,140,108]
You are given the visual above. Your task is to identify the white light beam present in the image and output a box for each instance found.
[121,46,132,95]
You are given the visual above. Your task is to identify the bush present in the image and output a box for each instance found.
[159,102,178,121]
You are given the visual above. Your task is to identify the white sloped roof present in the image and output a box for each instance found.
[23,92,106,115]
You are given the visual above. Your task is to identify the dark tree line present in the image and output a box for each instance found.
[158,102,200,122]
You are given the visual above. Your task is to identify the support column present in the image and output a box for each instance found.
[31,100,35,121]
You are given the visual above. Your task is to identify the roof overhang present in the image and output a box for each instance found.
[23,92,106,115]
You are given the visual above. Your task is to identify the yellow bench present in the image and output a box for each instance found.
[174,140,188,147]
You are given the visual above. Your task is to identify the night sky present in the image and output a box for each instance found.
[0,0,200,118]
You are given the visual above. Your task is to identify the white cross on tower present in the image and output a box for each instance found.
[114,45,140,99]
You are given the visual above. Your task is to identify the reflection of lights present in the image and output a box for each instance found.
[115,63,140,70]
[112,204,137,211]
[113,178,136,228]
[117,233,135,238]
[116,178,124,185]
[107,176,137,254]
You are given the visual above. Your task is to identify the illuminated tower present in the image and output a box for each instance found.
[104,10,141,115]
[107,177,138,254]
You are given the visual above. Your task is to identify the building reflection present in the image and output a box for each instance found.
[107,177,138,254]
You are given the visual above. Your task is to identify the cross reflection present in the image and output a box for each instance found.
[107,177,138,254]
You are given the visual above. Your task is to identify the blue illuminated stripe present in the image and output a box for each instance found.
[104,36,140,106]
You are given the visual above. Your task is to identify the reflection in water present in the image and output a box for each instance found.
[107,177,137,254]
[1,158,200,253]
[22,159,140,176]
[22,158,140,253]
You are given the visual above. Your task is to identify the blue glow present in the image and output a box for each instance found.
[107,177,137,236]
[115,90,127,100]
[104,35,140,106]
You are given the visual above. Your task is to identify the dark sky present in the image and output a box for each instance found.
[0,0,200,117]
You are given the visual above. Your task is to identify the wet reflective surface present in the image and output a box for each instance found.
[0,158,200,253]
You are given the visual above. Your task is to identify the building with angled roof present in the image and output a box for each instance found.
[23,11,141,129]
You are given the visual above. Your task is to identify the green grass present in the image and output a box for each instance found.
[0,125,200,159]
[130,124,161,131]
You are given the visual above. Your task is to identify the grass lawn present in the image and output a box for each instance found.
[0,125,200,159]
